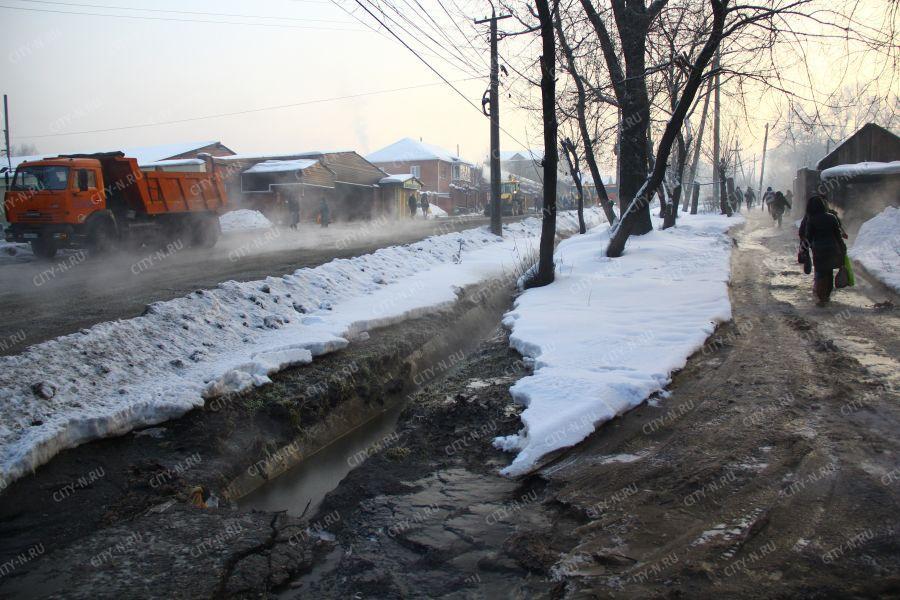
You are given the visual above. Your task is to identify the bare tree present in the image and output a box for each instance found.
[554,1,617,224]
[561,137,587,233]
[606,0,728,257]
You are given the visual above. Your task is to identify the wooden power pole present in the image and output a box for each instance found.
[712,52,721,205]
[3,95,10,172]
[475,10,510,237]
[757,122,769,206]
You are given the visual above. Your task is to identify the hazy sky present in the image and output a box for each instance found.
[2,0,522,162]
[2,0,896,171]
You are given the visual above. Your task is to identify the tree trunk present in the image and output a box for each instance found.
[718,163,733,216]
[561,139,587,234]
[527,0,558,288]
[554,8,617,225]
[606,0,727,257]
[663,134,687,229]
[578,0,654,235]
[690,181,700,214]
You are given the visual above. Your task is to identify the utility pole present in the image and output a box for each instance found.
[686,78,713,211]
[712,51,721,205]
[475,10,510,236]
[757,122,769,204]
[3,95,10,172]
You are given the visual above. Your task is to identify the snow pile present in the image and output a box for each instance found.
[0,210,602,486]
[495,213,741,476]
[242,159,318,174]
[849,206,900,292]
[427,205,449,219]
[219,209,273,233]
[0,241,31,259]
[820,161,900,180]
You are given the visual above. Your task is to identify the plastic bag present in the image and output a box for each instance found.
[835,255,855,289]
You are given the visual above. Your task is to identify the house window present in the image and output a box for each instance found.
[410,165,420,178]
[452,164,460,180]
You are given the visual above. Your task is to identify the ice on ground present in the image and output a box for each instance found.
[849,206,900,292]
[219,209,274,233]
[0,209,603,486]
[495,213,741,476]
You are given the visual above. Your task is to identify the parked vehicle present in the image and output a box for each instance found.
[4,152,227,258]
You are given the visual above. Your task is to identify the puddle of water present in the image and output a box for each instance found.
[239,402,405,517]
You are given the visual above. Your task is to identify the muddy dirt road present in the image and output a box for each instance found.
[293,211,900,598]
[0,215,516,355]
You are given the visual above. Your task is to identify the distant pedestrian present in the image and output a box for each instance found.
[785,189,794,208]
[319,197,330,228]
[288,194,300,230]
[734,186,745,212]
[799,195,846,305]
[744,187,756,210]
[762,186,774,212]
[420,195,430,219]
[408,194,417,218]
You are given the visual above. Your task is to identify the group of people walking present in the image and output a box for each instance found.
[731,186,793,227]
[408,194,431,219]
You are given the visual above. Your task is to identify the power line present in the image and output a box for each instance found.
[14,0,354,23]
[17,78,483,139]
[351,0,538,157]
[0,3,368,30]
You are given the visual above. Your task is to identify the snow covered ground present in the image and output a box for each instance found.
[219,209,274,233]
[849,206,900,292]
[0,209,602,486]
[495,213,742,476]
[426,205,449,219]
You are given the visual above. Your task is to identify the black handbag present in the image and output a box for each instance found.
[798,242,812,274]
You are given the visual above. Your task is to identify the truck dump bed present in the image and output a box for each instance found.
[63,152,227,216]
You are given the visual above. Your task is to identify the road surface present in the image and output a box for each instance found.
[0,215,519,355]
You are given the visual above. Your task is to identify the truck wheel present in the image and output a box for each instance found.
[191,214,220,249]
[87,218,116,254]
[31,238,57,260]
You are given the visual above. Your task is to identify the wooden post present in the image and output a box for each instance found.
[757,123,769,210]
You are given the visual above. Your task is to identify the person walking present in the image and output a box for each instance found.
[762,186,774,212]
[408,194,417,219]
[799,195,846,305]
[744,187,756,210]
[288,193,300,230]
[734,186,745,212]
[319,197,330,228]
[770,191,791,227]
[420,195,430,219]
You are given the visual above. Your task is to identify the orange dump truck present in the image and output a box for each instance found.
[4,152,227,258]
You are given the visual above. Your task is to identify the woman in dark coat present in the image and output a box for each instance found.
[799,195,846,304]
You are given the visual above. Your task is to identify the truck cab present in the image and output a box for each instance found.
[4,157,105,257]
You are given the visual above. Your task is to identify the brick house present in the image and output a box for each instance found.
[366,138,477,214]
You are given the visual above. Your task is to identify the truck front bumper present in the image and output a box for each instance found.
[4,223,84,247]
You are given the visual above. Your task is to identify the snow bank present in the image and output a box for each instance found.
[0,242,31,259]
[427,205,449,219]
[219,209,273,233]
[820,161,900,180]
[495,213,741,476]
[0,209,602,486]
[850,206,900,292]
